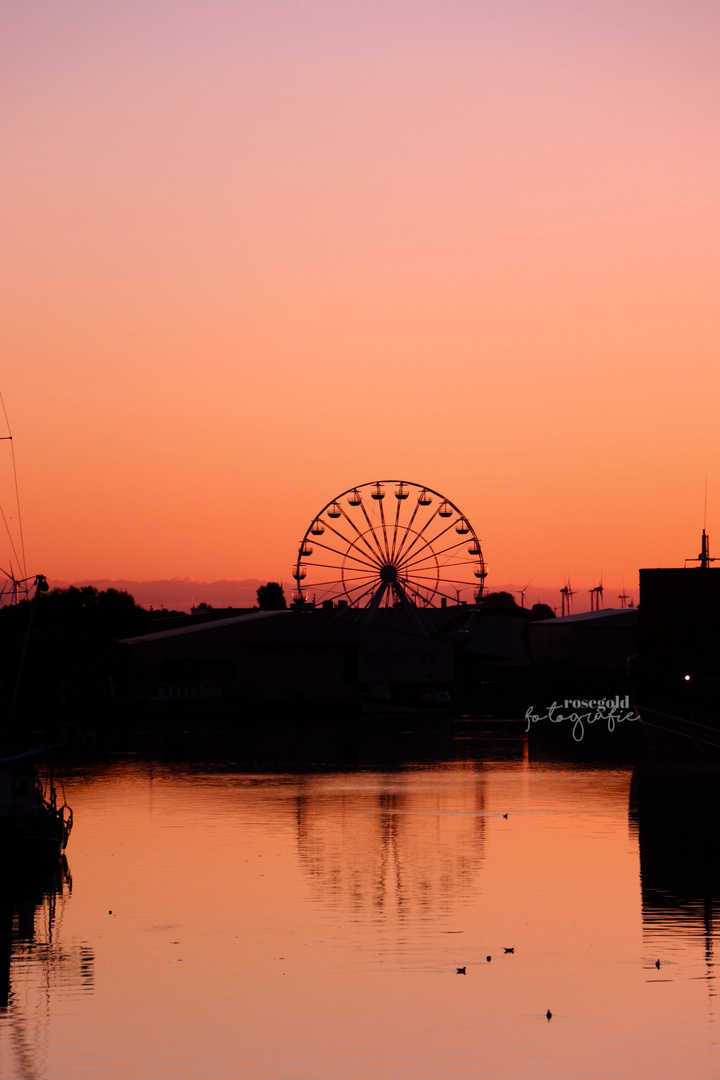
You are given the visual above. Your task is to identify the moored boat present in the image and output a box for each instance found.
[0,748,72,862]
[1,573,74,862]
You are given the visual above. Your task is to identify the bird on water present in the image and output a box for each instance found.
[546,1010,552,1021]
[503,947,514,953]
[456,967,466,974]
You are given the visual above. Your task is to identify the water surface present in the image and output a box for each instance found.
[1,747,717,1079]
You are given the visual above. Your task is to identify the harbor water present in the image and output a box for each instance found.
[1,725,718,1079]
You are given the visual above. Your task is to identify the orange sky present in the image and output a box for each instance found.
[1,1,718,607]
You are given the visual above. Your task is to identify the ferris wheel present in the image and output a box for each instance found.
[293,481,487,610]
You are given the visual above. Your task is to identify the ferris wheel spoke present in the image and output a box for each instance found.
[395,518,459,570]
[395,505,440,565]
[402,579,435,608]
[327,581,379,595]
[393,502,442,564]
[400,564,439,581]
[306,571,377,589]
[403,548,464,574]
[389,497,403,562]
[395,512,458,566]
[344,586,380,607]
[435,560,486,573]
[306,540,379,574]
[395,497,422,559]
[301,556,379,576]
[425,582,471,605]
[305,540,382,573]
[341,574,378,591]
[320,517,384,567]
[353,500,388,563]
[430,552,483,564]
[335,505,386,564]
[347,580,383,608]
[408,573,475,588]
[417,559,479,573]
[401,576,439,597]
[377,497,391,561]
[401,537,477,569]
[408,561,483,581]
[397,522,464,568]
[367,579,391,612]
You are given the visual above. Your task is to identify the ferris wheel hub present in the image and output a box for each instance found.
[380,564,398,584]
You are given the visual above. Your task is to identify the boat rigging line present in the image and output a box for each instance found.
[0,388,28,593]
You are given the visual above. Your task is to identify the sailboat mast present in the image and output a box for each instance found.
[6,574,48,736]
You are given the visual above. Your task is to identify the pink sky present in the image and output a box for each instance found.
[1,1,718,608]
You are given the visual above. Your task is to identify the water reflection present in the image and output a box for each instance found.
[295,771,486,917]
[635,763,720,898]
[0,859,93,1079]
[634,761,720,996]
[5,752,720,1079]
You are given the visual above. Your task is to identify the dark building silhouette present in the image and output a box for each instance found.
[639,567,720,676]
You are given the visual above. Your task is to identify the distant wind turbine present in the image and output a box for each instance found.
[515,582,531,608]
[589,576,604,612]
[560,579,576,617]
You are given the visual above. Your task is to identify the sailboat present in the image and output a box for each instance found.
[0,574,73,862]
[0,400,73,861]
[0,749,73,861]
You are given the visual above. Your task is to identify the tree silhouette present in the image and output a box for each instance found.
[529,603,555,620]
[256,582,287,610]
[0,585,149,639]
[479,591,518,608]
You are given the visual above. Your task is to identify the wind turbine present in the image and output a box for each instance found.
[560,579,577,617]
[515,582,531,609]
[589,576,604,612]
[0,564,33,606]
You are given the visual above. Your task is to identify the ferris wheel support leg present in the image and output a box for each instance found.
[364,581,389,624]
[392,580,430,635]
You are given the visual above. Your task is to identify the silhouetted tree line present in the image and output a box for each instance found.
[0,586,157,732]
[0,585,150,641]
[0,582,544,647]
[479,591,555,620]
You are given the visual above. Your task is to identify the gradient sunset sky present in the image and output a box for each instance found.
[1,1,718,607]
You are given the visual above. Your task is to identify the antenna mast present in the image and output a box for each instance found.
[684,483,715,569]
